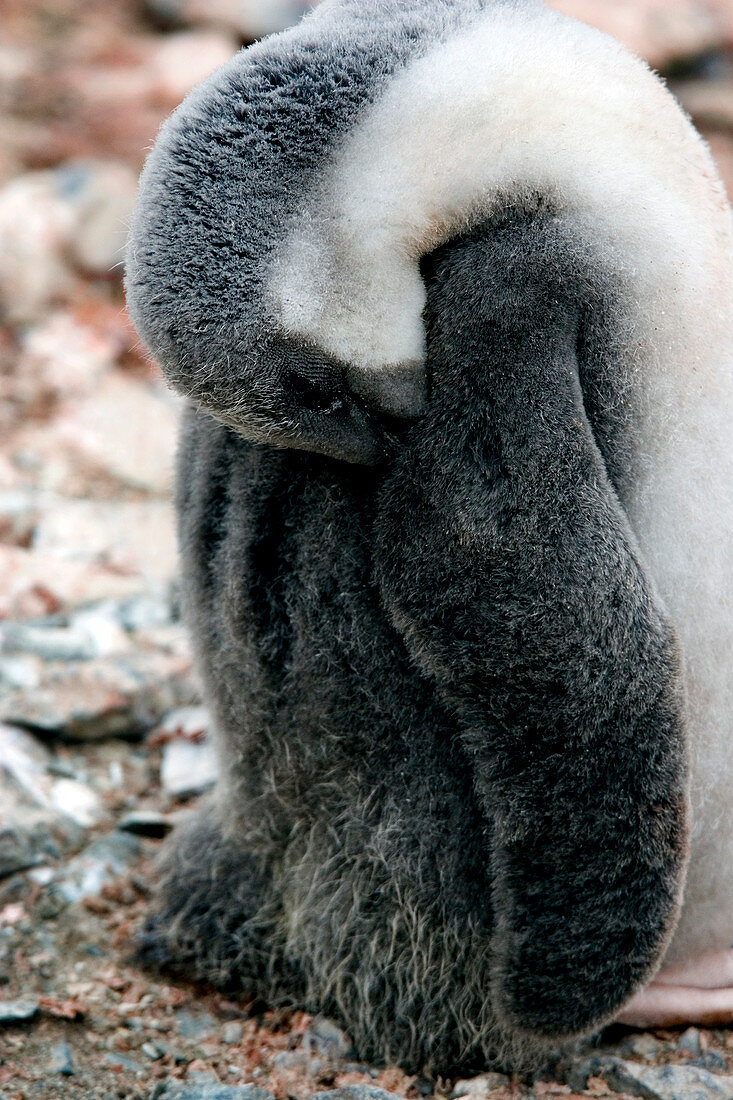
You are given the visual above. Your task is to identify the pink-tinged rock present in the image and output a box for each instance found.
[0,160,137,325]
[13,312,118,412]
[0,172,77,326]
[149,30,239,106]
[60,31,238,166]
[157,706,218,797]
[0,546,147,620]
[0,453,23,493]
[7,371,179,497]
[449,1075,512,1100]
[547,0,723,68]
[714,0,733,39]
[64,160,138,276]
[60,61,170,167]
[153,704,209,742]
[53,371,178,496]
[1,646,195,740]
[144,0,314,39]
[0,45,36,185]
[0,43,33,112]
[0,489,43,547]
[33,499,178,586]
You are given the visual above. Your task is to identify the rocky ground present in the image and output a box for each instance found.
[3,1,733,1098]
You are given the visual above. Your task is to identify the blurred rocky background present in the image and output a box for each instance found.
[2,1,733,1098]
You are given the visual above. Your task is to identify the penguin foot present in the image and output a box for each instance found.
[616,948,733,1027]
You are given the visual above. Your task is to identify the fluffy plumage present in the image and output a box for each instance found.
[125,0,733,1074]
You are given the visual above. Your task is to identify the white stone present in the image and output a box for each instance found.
[161,733,218,797]
[34,498,177,585]
[0,172,76,325]
[50,778,102,828]
[150,30,239,105]
[15,312,116,410]
[0,161,137,324]
[49,372,178,495]
[0,544,149,620]
[548,0,723,68]
[70,609,132,658]
[450,1075,512,1100]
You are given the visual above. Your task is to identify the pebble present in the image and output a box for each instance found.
[1,621,99,661]
[0,544,154,621]
[566,1053,733,1098]
[0,654,41,691]
[143,0,311,39]
[118,593,177,633]
[0,489,44,547]
[27,866,55,886]
[619,1032,665,1058]
[342,1065,381,1079]
[680,1028,704,1056]
[175,1009,218,1040]
[142,1039,167,1060]
[60,160,138,275]
[151,30,239,104]
[34,500,178,588]
[272,1050,320,1072]
[118,810,176,837]
[14,312,116,411]
[0,598,190,746]
[105,1051,145,1075]
[0,161,137,325]
[696,1052,730,1073]
[0,172,76,325]
[311,1090,404,1100]
[161,732,219,798]
[150,1083,276,1100]
[61,371,178,496]
[156,705,209,740]
[49,1039,75,1075]
[52,831,141,905]
[2,647,195,740]
[49,776,102,827]
[70,608,132,658]
[46,757,79,780]
[221,1021,244,1044]
[302,1016,354,1062]
[450,1075,512,1099]
[0,722,86,876]
[8,372,179,499]
[0,998,39,1024]
[0,720,51,779]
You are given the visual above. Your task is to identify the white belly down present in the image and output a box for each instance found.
[626,361,733,966]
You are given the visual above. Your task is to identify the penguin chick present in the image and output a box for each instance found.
[126,0,733,1073]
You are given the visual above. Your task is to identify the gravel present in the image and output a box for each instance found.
[566,1054,733,1099]
[0,998,40,1024]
